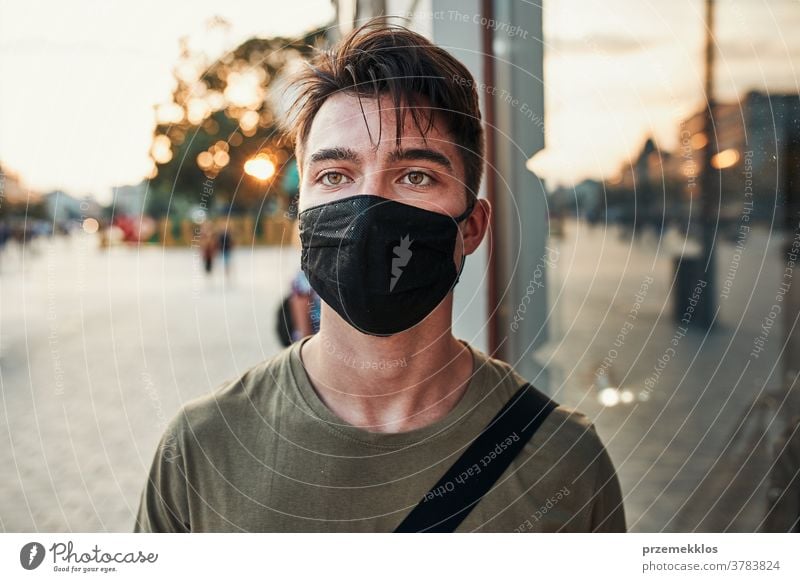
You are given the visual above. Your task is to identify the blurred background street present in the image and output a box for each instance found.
[0,236,296,530]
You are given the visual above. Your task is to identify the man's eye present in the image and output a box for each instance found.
[320,171,348,186]
[402,171,433,187]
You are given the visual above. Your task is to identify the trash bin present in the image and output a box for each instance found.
[673,254,713,328]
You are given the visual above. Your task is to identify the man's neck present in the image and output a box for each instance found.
[299,303,474,434]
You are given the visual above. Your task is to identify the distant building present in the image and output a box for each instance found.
[549,179,603,219]
[0,165,39,206]
[43,190,102,223]
[678,91,800,225]
[603,137,683,228]
[110,181,147,217]
[599,92,800,228]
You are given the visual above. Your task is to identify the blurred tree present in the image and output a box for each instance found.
[146,19,326,218]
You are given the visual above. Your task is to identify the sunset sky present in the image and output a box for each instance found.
[1,0,799,202]
[539,0,800,185]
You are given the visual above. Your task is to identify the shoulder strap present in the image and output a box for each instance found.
[394,383,558,533]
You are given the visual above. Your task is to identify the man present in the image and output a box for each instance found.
[134,21,626,533]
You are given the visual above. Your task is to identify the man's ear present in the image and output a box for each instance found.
[461,198,491,256]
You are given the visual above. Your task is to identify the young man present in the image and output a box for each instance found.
[134,22,626,533]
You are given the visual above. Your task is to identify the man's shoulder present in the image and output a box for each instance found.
[167,345,296,441]
[541,404,605,453]
[524,394,612,482]
[471,345,606,457]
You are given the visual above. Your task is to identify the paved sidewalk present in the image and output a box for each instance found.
[538,220,791,532]
[0,236,296,532]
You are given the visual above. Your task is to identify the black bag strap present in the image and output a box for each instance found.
[394,383,557,533]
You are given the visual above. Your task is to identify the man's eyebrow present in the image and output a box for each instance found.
[387,148,453,171]
[308,147,361,165]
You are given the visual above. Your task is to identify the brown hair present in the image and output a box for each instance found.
[285,19,484,199]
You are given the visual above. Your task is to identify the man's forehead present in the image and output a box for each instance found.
[304,93,456,157]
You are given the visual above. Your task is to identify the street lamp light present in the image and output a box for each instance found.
[710,148,739,170]
[244,153,276,180]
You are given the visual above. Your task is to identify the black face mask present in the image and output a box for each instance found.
[299,194,474,336]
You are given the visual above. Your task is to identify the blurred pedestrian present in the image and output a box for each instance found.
[199,222,217,276]
[289,269,320,341]
[217,225,234,277]
[277,222,320,346]
[0,221,8,271]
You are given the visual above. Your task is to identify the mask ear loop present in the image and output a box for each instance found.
[453,195,476,284]
[454,195,476,223]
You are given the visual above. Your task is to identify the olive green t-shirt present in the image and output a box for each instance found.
[134,338,626,532]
